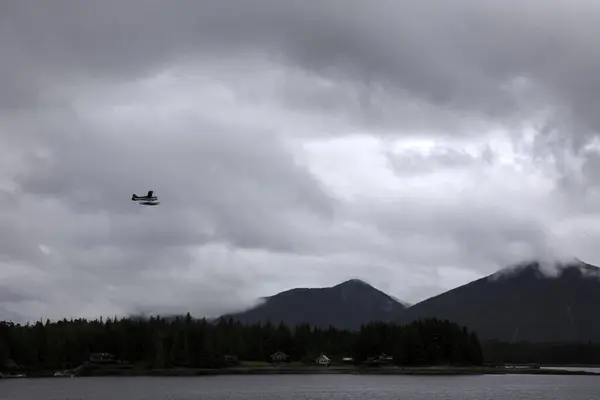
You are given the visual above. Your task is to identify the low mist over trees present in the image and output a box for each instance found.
[0,316,482,370]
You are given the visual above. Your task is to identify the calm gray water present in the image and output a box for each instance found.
[1,374,600,400]
[543,366,600,373]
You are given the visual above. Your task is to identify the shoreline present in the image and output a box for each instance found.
[15,365,600,378]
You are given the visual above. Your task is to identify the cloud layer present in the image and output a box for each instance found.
[2,0,600,322]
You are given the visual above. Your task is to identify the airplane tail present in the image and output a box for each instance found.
[132,194,138,200]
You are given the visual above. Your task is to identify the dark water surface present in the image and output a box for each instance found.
[2,374,600,399]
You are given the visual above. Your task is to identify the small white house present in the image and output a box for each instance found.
[315,354,330,366]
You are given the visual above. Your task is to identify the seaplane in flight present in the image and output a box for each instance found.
[132,190,160,206]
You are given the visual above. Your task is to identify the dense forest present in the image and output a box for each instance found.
[0,316,482,371]
[483,340,600,365]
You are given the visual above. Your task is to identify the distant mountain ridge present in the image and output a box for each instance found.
[220,259,600,343]
[220,279,407,330]
[399,260,600,342]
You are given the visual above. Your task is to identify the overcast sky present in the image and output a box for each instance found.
[3,0,600,322]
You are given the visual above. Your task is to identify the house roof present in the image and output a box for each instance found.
[316,354,330,361]
[270,351,288,357]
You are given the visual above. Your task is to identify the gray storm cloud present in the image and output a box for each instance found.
[4,0,600,145]
[1,0,600,322]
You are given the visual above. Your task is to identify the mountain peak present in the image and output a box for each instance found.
[402,259,600,342]
[489,258,599,282]
[221,278,407,330]
[334,279,371,288]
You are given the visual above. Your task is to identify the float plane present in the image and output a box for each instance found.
[132,190,160,206]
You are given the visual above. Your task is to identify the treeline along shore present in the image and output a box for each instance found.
[1,315,600,376]
[0,316,481,373]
